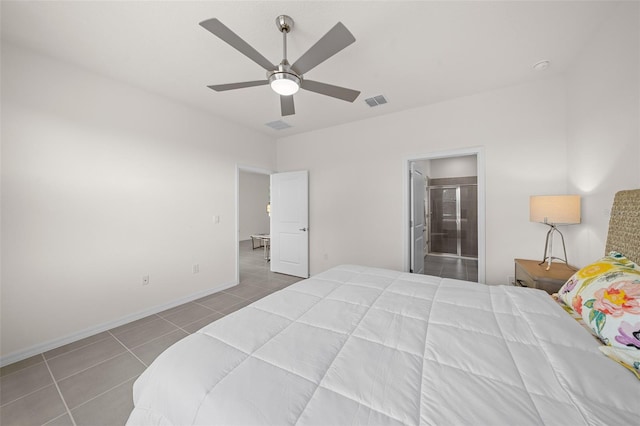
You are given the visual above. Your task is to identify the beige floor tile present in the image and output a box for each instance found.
[240,274,288,289]
[57,352,144,409]
[161,303,217,328]
[71,377,136,426]
[110,317,178,349]
[0,362,53,405]
[44,332,111,360]
[252,278,291,291]
[195,292,244,312]
[181,312,224,334]
[0,385,66,426]
[155,302,192,318]
[0,354,44,378]
[239,271,266,284]
[223,283,270,300]
[43,413,74,426]
[130,330,188,366]
[47,336,127,381]
[217,298,254,315]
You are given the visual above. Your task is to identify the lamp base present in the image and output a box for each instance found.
[539,224,577,271]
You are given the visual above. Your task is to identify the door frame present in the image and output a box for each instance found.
[235,164,274,285]
[402,147,486,283]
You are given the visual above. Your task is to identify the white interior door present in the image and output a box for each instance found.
[410,168,425,274]
[270,171,309,278]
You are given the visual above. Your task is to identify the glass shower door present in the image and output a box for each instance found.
[428,185,478,258]
[429,187,458,255]
[460,185,478,257]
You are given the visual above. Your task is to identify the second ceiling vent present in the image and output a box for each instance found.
[364,95,388,107]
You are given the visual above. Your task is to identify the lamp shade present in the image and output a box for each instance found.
[530,195,581,225]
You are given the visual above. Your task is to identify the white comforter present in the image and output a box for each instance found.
[127,265,637,425]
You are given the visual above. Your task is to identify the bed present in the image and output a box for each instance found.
[127,190,639,425]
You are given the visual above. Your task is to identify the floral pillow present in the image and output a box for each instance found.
[558,252,640,351]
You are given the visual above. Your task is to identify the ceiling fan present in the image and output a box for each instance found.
[199,15,360,116]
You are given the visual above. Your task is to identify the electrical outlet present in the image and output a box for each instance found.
[142,275,150,285]
[193,264,200,274]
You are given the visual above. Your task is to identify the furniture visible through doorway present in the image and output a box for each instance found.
[250,234,267,249]
[249,234,271,261]
[261,235,271,261]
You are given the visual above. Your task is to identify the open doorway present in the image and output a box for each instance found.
[235,166,310,286]
[234,165,303,298]
[427,156,478,259]
[235,166,272,284]
[404,148,486,283]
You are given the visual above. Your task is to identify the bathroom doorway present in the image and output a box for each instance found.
[405,148,485,283]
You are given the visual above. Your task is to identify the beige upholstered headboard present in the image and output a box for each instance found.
[605,189,640,265]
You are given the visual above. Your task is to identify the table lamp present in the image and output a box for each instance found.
[530,195,581,270]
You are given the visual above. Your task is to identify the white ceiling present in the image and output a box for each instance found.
[1,1,618,136]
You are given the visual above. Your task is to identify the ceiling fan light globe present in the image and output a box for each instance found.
[269,73,300,96]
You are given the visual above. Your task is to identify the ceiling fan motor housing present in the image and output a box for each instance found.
[268,61,301,95]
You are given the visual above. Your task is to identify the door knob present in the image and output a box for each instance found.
[299,227,307,231]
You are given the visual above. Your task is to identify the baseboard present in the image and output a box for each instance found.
[0,279,238,368]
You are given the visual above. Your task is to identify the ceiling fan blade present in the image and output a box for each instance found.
[207,80,268,91]
[291,22,355,75]
[301,80,360,102]
[200,18,276,71]
[280,95,295,116]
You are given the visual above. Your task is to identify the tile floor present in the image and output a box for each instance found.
[424,254,478,282]
[0,240,302,426]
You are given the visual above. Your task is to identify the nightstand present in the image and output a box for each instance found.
[514,259,576,294]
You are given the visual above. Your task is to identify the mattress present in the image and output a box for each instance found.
[127,265,637,425]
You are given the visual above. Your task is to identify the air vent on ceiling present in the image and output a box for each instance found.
[364,95,388,107]
[265,120,292,130]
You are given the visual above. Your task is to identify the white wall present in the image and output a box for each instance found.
[565,2,640,266]
[239,171,270,241]
[0,43,277,361]
[277,76,568,285]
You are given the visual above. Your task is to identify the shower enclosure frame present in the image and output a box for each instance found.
[427,183,478,259]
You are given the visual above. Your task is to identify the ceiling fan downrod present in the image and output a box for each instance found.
[276,15,294,61]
